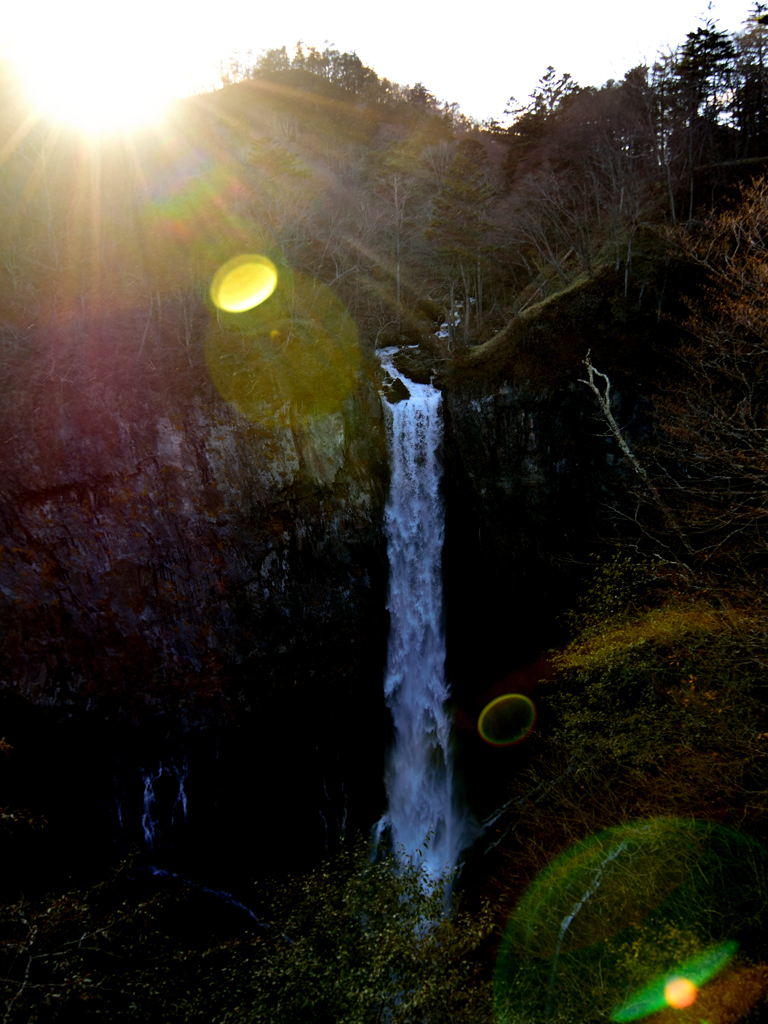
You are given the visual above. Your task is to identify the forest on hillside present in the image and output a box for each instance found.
[4,10,768,358]
[3,5,768,1022]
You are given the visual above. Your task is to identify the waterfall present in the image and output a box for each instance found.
[376,351,469,878]
[140,757,188,855]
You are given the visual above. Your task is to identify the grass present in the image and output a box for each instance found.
[557,602,738,673]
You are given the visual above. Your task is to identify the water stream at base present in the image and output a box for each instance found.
[375,351,472,878]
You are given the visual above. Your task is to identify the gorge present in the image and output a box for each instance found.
[1,252,663,884]
[0,66,667,885]
[6,33,768,1019]
[0,280,640,890]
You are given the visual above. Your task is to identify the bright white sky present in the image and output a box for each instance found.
[2,0,760,129]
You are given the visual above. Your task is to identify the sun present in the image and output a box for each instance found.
[19,63,171,133]
[4,2,192,133]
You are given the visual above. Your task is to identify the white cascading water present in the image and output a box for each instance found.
[141,758,188,854]
[376,351,468,878]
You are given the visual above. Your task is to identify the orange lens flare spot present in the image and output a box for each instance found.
[210,255,278,313]
[664,977,698,1008]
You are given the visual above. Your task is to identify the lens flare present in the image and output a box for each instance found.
[478,693,536,746]
[210,255,278,313]
[664,976,697,1009]
[6,6,178,133]
[204,269,360,426]
[612,941,737,1021]
[493,819,768,1024]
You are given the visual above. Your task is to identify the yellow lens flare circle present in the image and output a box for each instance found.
[204,270,360,426]
[664,977,698,1009]
[478,693,536,747]
[210,255,278,313]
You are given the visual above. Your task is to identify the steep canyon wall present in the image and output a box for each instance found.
[0,279,657,881]
[0,310,390,877]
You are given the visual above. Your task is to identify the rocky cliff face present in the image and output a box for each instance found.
[420,271,662,703]
[442,380,611,691]
[0,278,656,880]
[439,366,651,710]
[0,309,390,876]
[437,370,653,829]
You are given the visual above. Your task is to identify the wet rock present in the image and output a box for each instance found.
[381,378,410,404]
[0,313,390,732]
[442,376,647,694]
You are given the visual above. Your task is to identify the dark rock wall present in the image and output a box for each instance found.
[442,378,640,700]
[0,313,390,878]
[439,372,653,824]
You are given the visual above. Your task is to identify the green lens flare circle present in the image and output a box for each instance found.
[613,941,737,1021]
[210,254,278,312]
[478,693,536,746]
[493,818,768,1024]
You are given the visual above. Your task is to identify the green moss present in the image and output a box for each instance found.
[546,564,768,791]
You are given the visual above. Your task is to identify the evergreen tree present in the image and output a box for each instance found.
[673,16,736,216]
[733,3,768,156]
[675,17,735,126]
[504,67,583,181]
